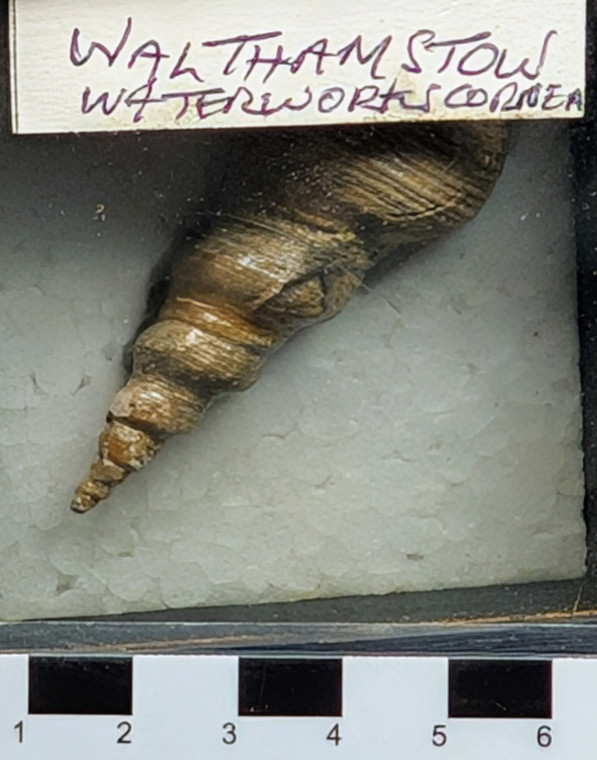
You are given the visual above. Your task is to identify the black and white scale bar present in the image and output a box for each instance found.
[0,654,595,759]
[28,656,133,715]
[448,659,552,719]
[238,657,342,716]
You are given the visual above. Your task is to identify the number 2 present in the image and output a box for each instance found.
[117,721,132,744]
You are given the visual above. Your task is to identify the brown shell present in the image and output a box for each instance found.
[71,123,507,512]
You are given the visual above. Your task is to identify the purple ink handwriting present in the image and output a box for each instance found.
[68,19,582,123]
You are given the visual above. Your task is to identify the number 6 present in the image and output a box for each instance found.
[537,725,552,748]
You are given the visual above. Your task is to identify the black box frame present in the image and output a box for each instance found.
[1,1,596,631]
[92,0,597,629]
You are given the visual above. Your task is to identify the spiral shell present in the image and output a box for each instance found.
[71,123,507,512]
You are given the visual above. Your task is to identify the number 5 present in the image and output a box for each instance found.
[432,724,447,747]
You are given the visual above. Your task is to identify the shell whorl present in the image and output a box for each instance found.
[71,123,507,512]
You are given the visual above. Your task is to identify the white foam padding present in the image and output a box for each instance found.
[0,123,586,620]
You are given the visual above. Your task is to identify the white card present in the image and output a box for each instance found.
[9,0,586,133]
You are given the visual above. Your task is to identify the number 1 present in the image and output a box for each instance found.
[14,720,24,743]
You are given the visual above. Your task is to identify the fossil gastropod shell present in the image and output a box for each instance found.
[71,123,506,512]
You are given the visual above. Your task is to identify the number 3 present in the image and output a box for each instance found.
[222,722,237,745]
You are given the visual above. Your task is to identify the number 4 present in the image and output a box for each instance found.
[327,723,342,746]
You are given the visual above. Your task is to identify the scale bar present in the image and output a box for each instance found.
[1,653,588,760]
[28,656,133,715]
[448,659,552,719]
[238,657,342,716]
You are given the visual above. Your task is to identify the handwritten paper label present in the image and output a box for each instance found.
[9,0,586,134]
